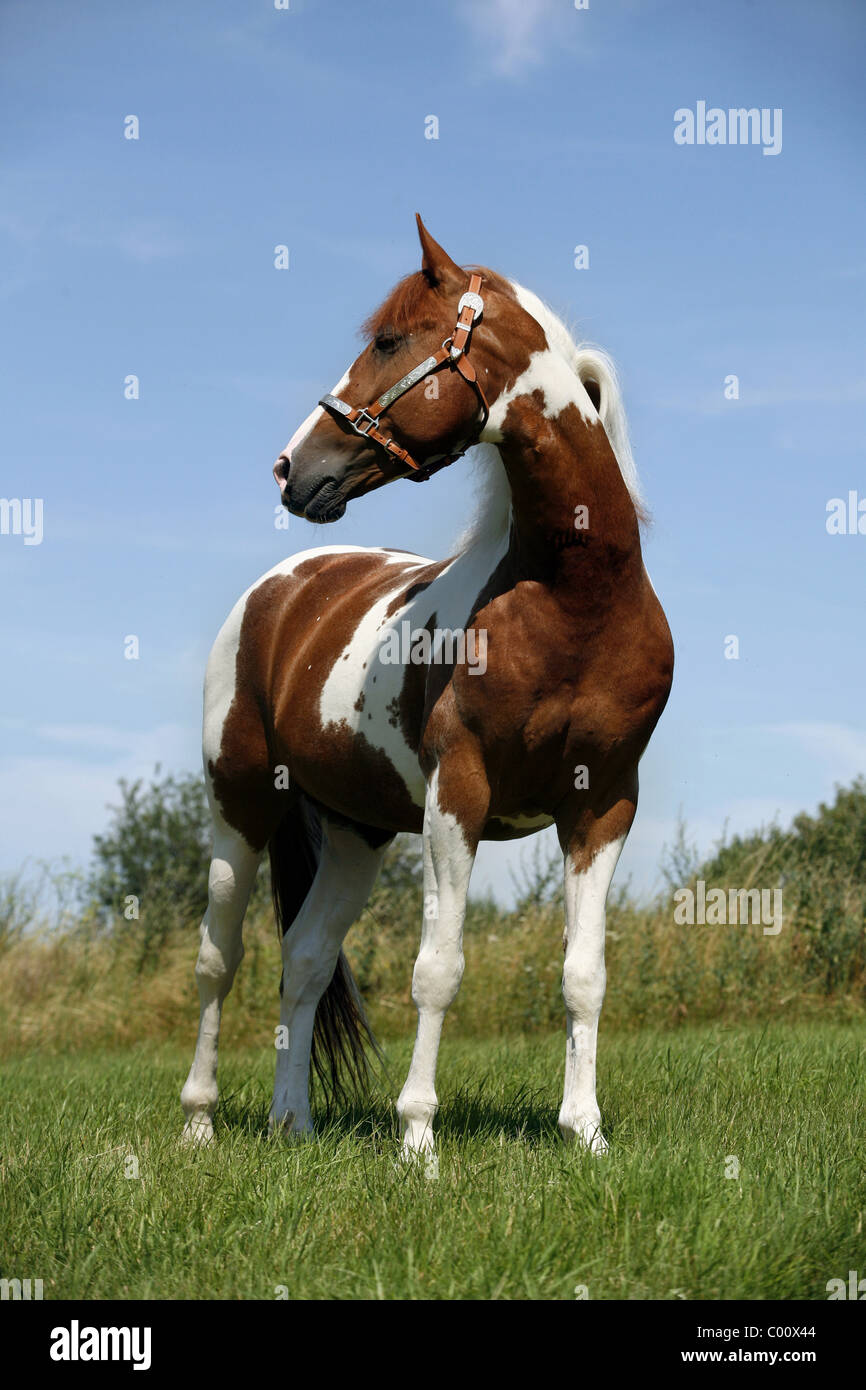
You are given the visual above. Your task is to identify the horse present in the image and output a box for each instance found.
[180,215,674,1159]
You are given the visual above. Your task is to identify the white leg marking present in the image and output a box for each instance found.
[396,769,476,1165]
[269,822,386,1137]
[558,836,626,1155]
[180,823,261,1145]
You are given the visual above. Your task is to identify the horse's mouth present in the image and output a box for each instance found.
[300,476,347,523]
[308,499,346,523]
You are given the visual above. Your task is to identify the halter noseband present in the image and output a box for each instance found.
[318,273,489,483]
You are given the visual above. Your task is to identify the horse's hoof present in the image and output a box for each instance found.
[398,1137,439,1179]
[181,1117,214,1147]
[268,1111,315,1142]
[559,1116,608,1155]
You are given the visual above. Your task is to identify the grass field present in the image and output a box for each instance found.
[2,1022,862,1300]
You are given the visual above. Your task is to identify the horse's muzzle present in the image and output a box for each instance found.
[275,457,346,522]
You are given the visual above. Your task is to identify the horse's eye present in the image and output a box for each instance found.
[374,333,402,355]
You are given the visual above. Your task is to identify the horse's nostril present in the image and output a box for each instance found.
[274,454,290,485]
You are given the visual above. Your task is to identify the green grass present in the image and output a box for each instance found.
[1,1023,863,1300]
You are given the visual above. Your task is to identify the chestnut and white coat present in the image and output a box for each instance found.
[180,217,674,1159]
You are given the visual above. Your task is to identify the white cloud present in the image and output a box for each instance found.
[459,0,560,77]
[0,723,200,882]
[0,203,187,263]
[767,722,866,783]
[64,219,187,264]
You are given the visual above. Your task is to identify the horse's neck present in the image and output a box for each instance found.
[499,409,643,591]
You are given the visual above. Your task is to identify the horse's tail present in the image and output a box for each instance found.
[268,793,377,1107]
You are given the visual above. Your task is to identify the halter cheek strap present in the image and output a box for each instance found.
[318,273,489,483]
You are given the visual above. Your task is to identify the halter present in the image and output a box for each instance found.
[318,273,489,483]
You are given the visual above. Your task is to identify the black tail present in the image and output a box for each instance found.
[268,794,378,1108]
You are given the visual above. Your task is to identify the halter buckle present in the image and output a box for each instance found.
[457,290,484,321]
[352,407,379,437]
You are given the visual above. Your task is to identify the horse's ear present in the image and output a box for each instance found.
[416,214,463,289]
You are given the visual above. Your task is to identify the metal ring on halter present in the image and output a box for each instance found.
[441,335,460,361]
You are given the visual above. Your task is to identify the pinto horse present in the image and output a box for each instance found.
[180,216,673,1158]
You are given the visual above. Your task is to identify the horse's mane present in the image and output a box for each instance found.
[458,280,647,553]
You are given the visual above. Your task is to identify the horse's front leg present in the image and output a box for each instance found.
[557,797,635,1154]
[396,765,482,1163]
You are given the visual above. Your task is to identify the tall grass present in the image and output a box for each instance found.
[0,810,862,1057]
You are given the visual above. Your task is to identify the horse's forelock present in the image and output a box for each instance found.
[360,271,440,341]
[360,265,514,343]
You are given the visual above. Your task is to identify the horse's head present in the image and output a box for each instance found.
[274,216,530,522]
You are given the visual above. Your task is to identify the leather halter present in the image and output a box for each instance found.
[318,273,489,483]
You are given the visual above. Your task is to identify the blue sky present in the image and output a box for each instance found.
[1,0,864,904]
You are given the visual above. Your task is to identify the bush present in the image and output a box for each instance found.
[88,768,212,920]
[698,778,866,994]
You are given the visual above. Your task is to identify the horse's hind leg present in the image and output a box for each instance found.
[180,814,261,1145]
[270,818,388,1137]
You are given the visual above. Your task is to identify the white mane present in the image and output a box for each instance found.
[458,280,644,553]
